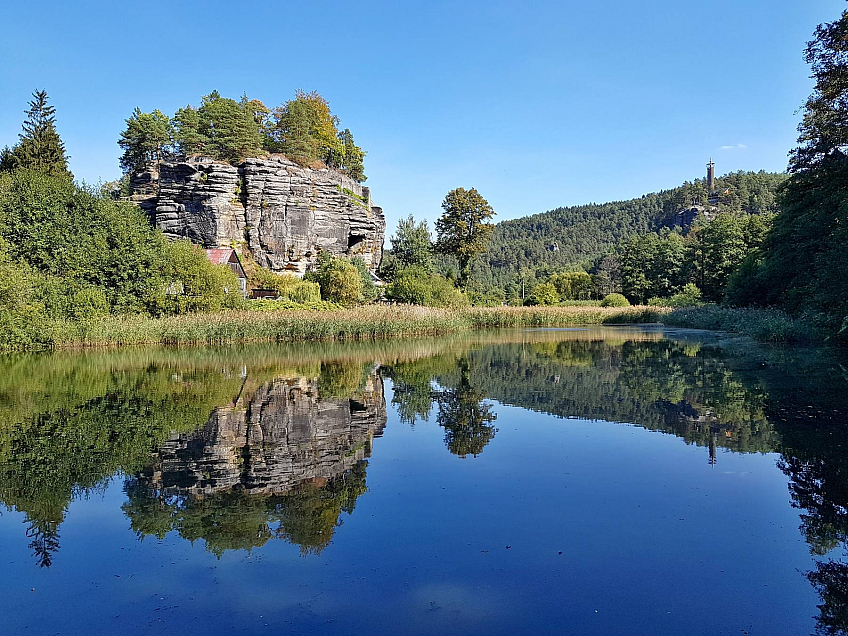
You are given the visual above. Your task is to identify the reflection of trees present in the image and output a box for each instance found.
[808,560,848,635]
[122,461,368,556]
[0,350,385,567]
[435,360,498,457]
[0,370,244,567]
[385,355,497,456]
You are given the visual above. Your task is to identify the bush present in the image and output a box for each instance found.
[157,241,243,314]
[386,266,469,308]
[254,268,322,304]
[525,282,560,306]
[601,293,630,307]
[648,283,703,308]
[307,254,363,305]
[468,288,505,307]
[351,257,379,303]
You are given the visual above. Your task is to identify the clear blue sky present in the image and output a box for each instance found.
[1,0,844,238]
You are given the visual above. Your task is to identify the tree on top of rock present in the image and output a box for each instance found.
[266,90,342,166]
[265,91,367,181]
[118,108,173,175]
[170,91,264,162]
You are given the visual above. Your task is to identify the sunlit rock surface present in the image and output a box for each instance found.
[137,155,385,275]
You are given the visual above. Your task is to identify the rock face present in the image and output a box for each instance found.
[141,370,387,496]
[141,155,385,275]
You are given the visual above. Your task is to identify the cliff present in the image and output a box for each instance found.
[134,155,385,275]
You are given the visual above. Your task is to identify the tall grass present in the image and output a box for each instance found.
[15,305,666,351]
[662,305,829,343]
[6,303,835,351]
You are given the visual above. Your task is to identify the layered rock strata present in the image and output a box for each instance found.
[140,371,386,496]
[138,155,385,275]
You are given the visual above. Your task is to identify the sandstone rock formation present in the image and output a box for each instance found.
[139,369,386,496]
[136,155,385,275]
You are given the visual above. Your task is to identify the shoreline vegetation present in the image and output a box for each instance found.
[2,304,834,352]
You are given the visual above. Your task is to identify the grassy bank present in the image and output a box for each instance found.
[4,303,840,351]
[16,305,664,351]
[662,305,835,343]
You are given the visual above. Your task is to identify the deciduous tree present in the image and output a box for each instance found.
[435,188,495,288]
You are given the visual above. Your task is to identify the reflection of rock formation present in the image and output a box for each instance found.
[124,370,387,555]
[138,372,386,496]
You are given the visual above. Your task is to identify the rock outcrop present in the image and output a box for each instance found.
[137,155,385,275]
[140,370,387,496]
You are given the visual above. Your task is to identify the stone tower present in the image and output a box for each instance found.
[707,158,715,192]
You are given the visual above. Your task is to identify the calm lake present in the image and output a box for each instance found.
[2,327,848,635]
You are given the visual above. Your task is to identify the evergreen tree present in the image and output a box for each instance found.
[172,105,207,155]
[196,92,263,162]
[13,90,71,178]
[169,92,263,162]
[0,146,15,173]
[118,108,173,175]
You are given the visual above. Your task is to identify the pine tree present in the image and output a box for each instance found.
[118,108,173,175]
[13,90,71,178]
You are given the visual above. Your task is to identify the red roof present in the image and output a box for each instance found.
[205,248,235,265]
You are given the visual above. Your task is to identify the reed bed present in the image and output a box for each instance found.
[661,305,828,343]
[35,305,666,351]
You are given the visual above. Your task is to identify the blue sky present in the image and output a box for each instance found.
[1,1,844,237]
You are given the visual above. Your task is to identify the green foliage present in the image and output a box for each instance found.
[385,266,469,308]
[0,169,167,314]
[468,288,505,307]
[178,91,264,162]
[2,90,71,179]
[157,240,243,314]
[525,281,560,306]
[649,283,703,308]
[548,271,594,300]
[338,128,366,182]
[601,293,630,307]
[720,9,848,335]
[253,268,322,303]
[469,170,786,294]
[351,257,379,303]
[388,215,434,275]
[435,187,496,288]
[118,108,173,175]
[307,253,364,305]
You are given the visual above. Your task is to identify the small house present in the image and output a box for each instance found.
[205,248,247,297]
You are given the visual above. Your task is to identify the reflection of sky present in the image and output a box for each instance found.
[3,386,824,636]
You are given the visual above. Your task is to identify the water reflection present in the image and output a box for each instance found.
[123,366,385,555]
[1,329,848,632]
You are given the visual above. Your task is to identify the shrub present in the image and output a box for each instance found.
[468,288,505,307]
[651,283,703,308]
[525,282,560,306]
[307,254,363,305]
[351,257,379,303]
[386,266,469,308]
[254,268,322,304]
[601,293,630,307]
[158,241,243,314]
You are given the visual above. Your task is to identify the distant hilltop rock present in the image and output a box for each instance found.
[132,155,385,276]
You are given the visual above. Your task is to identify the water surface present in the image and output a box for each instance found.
[2,327,847,635]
